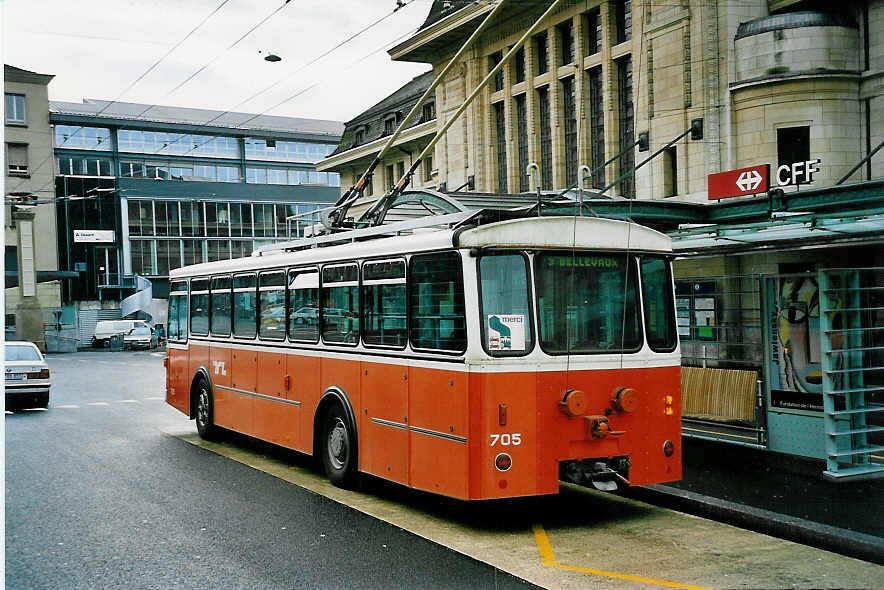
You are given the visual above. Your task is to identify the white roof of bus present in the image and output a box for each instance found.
[170,216,671,279]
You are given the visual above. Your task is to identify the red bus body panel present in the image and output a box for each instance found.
[168,342,681,500]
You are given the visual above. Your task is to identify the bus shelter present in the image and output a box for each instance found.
[667,188,884,482]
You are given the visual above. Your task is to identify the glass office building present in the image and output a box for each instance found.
[51,99,344,303]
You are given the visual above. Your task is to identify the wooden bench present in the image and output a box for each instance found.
[681,367,758,422]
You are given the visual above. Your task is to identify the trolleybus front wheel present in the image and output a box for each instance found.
[321,405,357,488]
[195,378,220,441]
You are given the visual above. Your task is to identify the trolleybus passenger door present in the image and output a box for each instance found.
[228,274,257,434]
[287,268,321,453]
[407,252,470,498]
[255,270,298,447]
[166,281,189,413]
[360,259,409,485]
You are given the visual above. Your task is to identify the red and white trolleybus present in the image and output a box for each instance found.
[165,210,681,500]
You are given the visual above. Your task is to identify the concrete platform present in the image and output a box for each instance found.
[170,428,884,590]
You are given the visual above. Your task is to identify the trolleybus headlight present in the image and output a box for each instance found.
[559,389,588,417]
[611,386,638,413]
[494,453,512,472]
[663,440,675,457]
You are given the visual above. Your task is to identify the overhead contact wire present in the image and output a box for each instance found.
[11,0,235,193]
[165,0,295,97]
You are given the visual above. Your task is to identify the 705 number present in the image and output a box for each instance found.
[490,433,521,446]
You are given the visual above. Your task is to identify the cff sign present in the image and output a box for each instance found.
[707,164,770,200]
[776,158,820,187]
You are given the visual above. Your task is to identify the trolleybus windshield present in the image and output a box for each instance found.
[535,252,641,354]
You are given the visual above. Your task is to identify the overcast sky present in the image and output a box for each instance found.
[4,0,432,123]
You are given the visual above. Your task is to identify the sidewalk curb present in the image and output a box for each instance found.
[626,484,884,566]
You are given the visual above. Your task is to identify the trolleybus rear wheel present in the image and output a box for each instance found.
[195,378,219,441]
[321,405,356,488]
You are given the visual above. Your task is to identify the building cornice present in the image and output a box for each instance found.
[730,70,861,92]
[389,2,493,62]
[4,65,54,85]
[316,120,436,172]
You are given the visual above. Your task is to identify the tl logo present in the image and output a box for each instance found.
[212,360,227,376]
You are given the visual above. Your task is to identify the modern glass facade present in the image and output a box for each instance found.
[118,129,239,158]
[244,138,335,163]
[127,199,323,276]
[51,103,343,304]
[55,126,340,187]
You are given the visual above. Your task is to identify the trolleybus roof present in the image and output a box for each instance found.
[169,211,671,279]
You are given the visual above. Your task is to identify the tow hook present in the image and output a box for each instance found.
[585,415,625,439]
[586,415,610,438]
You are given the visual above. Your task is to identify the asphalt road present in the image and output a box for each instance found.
[6,350,537,590]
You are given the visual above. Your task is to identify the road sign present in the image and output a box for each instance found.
[707,164,770,200]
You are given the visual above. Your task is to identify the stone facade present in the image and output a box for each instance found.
[379,0,883,202]
[4,65,58,272]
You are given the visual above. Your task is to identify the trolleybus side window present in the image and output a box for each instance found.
[259,271,286,341]
[409,251,466,353]
[479,253,534,355]
[210,276,231,336]
[321,263,359,345]
[362,259,406,348]
[535,252,641,354]
[233,274,258,339]
[640,256,677,352]
[190,278,209,336]
[168,281,188,341]
[288,268,319,343]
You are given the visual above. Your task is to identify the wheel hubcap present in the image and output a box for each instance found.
[327,418,348,470]
[197,389,209,427]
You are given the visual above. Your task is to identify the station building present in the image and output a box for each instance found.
[317,70,439,219]
[50,99,343,342]
[319,0,884,480]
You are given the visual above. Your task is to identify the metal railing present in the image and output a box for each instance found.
[97,273,136,289]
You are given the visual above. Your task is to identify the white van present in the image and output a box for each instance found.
[92,320,151,347]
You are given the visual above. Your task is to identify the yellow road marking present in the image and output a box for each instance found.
[532,524,712,590]
[531,524,557,567]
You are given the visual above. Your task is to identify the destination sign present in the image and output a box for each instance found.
[543,256,620,269]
